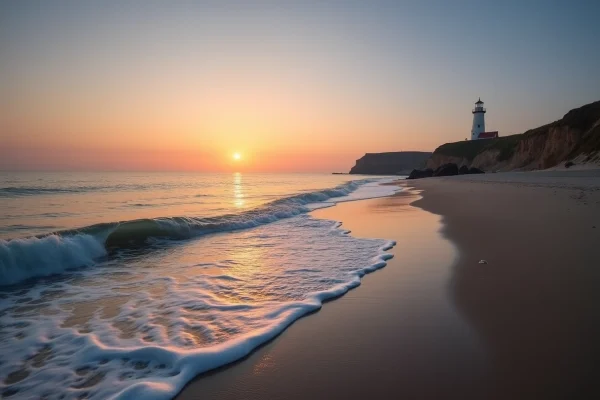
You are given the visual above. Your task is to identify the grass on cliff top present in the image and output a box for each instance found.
[433,100,600,163]
[434,135,521,162]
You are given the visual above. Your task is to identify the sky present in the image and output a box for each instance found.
[1,0,599,172]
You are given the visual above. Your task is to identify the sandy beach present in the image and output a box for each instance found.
[177,170,600,399]
[410,170,600,398]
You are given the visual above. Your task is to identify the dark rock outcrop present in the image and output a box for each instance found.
[433,163,459,177]
[407,168,433,179]
[349,151,432,175]
[406,163,485,179]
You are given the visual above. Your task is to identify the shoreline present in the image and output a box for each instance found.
[176,187,487,399]
[176,169,600,399]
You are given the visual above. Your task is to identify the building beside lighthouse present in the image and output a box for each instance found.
[471,98,498,140]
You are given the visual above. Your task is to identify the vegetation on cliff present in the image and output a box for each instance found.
[428,100,600,171]
[433,135,521,163]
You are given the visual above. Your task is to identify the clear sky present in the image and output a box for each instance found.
[1,0,599,172]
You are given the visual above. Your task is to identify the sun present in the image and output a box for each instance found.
[233,152,242,161]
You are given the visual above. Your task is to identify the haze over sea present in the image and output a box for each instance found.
[0,172,397,399]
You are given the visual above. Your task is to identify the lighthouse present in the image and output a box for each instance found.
[471,98,486,140]
[470,98,498,140]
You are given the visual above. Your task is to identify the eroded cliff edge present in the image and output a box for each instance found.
[427,100,600,171]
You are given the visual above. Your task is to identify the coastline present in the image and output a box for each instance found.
[177,170,600,399]
[176,188,487,399]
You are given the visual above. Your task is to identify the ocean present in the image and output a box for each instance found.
[0,172,398,399]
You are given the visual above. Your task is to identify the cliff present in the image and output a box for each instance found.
[349,151,432,175]
[427,100,600,172]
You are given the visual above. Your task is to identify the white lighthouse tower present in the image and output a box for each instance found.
[471,98,486,140]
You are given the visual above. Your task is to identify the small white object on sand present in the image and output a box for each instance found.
[478,260,488,264]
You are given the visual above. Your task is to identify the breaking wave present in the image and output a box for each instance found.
[0,179,397,286]
[0,234,107,285]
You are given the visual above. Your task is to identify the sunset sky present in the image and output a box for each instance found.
[1,0,599,172]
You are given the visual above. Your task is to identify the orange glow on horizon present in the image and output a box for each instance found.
[2,1,597,172]
[1,47,443,172]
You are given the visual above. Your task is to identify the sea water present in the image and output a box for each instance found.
[0,172,398,399]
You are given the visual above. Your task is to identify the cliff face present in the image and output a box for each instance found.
[427,100,600,172]
[349,151,432,175]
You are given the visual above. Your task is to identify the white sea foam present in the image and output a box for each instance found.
[0,179,399,399]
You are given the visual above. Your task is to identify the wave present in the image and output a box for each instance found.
[0,179,394,286]
[0,183,218,198]
[0,234,107,286]
[101,242,396,400]
[0,186,88,197]
[102,180,371,247]
[0,234,396,399]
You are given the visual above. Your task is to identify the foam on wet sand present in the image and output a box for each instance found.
[0,179,400,400]
[176,169,600,399]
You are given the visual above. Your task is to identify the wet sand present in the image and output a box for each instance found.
[177,170,600,399]
[176,189,488,399]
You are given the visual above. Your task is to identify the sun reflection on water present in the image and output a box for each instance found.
[233,172,245,208]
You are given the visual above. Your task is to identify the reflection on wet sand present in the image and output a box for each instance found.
[176,189,488,400]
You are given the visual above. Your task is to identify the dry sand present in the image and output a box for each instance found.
[408,170,600,399]
[177,170,600,399]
